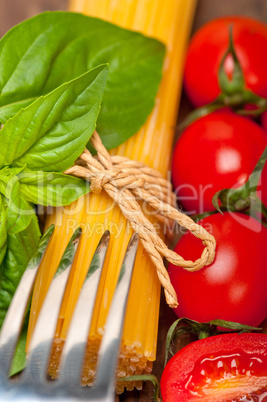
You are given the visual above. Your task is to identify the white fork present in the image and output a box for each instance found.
[0,225,139,401]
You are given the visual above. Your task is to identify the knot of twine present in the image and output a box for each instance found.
[65,131,216,308]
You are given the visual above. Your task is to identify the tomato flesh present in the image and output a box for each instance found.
[161,333,267,401]
[186,349,267,400]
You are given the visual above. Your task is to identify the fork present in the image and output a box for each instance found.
[0,225,139,401]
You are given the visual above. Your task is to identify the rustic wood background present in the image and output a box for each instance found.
[2,0,267,37]
[0,0,266,400]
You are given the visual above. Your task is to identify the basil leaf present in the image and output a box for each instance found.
[0,195,7,266]
[5,177,35,234]
[0,65,108,172]
[0,11,165,149]
[0,166,26,182]
[0,215,40,327]
[9,318,28,376]
[9,226,55,376]
[19,170,90,206]
[0,166,26,196]
[55,227,82,277]
[6,199,34,235]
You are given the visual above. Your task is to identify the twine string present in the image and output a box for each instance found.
[65,131,216,308]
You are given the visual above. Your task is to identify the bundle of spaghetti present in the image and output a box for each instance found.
[26,0,197,393]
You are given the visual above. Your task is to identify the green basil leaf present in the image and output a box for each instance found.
[0,214,40,327]
[0,11,165,149]
[5,177,35,234]
[19,170,90,206]
[55,227,82,277]
[0,100,33,124]
[0,181,5,196]
[0,166,26,196]
[6,199,34,235]
[9,318,28,376]
[0,65,108,172]
[0,195,7,266]
[0,166,26,181]
[9,226,55,376]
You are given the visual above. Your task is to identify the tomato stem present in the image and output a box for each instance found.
[164,317,260,365]
[218,25,245,95]
[211,146,267,223]
[198,331,209,339]
[178,101,222,130]
[180,27,267,129]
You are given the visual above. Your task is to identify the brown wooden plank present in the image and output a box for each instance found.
[193,0,267,32]
[0,0,68,37]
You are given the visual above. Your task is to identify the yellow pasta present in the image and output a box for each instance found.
[26,0,197,393]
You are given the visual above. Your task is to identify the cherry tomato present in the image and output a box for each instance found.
[168,212,267,327]
[172,111,267,214]
[161,333,267,401]
[261,110,267,132]
[184,17,267,107]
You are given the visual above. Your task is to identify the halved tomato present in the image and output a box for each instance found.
[161,333,267,401]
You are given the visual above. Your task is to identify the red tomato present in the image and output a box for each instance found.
[161,333,267,401]
[172,111,267,214]
[168,212,267,327]
[261,110,267,132]
[184,17,267,107]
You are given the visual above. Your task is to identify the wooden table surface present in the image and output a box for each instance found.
[2,0,267,37]
[1,1,266,400]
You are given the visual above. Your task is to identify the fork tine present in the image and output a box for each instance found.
[92,233,139,400]
[22,228,82,383]
[57,230,110,386]
[0,232,139,401]
[0,225,55,377]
